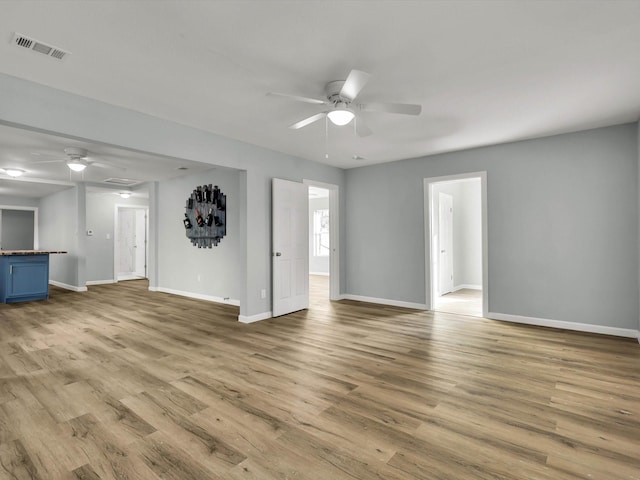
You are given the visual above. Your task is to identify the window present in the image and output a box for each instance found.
[313,208,330,257]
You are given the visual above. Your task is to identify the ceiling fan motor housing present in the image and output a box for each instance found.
[325,80,348,104]
[64,147,87,159]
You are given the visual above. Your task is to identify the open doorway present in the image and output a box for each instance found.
[114,205,148,281]
[304,180,340,307]
[424,173,487,317]
[308,185,330,305]
[0,206,37,250]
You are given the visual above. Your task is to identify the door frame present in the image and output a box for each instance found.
[303,179,340,301]
[423,172,488,317]
[437,191,454,296]
[113,204,149,282]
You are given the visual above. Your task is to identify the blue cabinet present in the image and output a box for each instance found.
[0,254,50,303]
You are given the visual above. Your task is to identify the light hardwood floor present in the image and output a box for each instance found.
[1,279,639,479]
[434,288,482,317]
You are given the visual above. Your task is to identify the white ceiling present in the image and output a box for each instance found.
[0,1,639,171]
[0,124,214,198]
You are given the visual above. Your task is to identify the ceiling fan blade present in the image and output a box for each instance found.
[340,70,371,101]
[355,115,372,137]
[359,102,422,115]
[30,159,63,164]
[268,92,329,105]
[289,112,327,130]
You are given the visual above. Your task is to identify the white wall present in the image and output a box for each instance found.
[0,73,345,319]
[309,196,330,275]
[86,190,148,283]
[346,124,638,330]
[157,168,240,302]
[432,178,482,290]
[38,187,82,287]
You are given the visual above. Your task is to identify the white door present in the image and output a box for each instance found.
[272,178,309,317]
[133,209,147,277]
[438,192,454,295]
[118,209,135,275]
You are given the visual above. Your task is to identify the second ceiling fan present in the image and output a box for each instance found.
[269,69,422,137]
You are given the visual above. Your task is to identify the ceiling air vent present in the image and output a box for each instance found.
[11,32,70,61]
[103,177,142,187]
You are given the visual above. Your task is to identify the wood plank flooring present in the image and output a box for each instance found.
[1,279,639,479]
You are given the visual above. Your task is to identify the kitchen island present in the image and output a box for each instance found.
[0,250,67,303]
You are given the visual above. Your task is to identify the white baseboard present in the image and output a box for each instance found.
[239,311,273,324]
[85,279,116,286]
[152,287,240,307]
[117,274,146,281]
[454,284,482,291]
[49,280,88,292]
[309,271,330,276]
[488,311,640,339]
[342,294,427,310]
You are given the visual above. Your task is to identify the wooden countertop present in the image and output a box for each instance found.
[0,250,67,256]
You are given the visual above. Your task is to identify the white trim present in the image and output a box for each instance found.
[303,179,340,301]
[85,279,116,286]
[424,172,488,317]
[488,312,640,339]
[148,286,158,292]
[49,280,87,292]
[453,284,482,291]
[153,286,240,306]
[342,294,427,310]
[239,311,273,323]
[309,271,330,276]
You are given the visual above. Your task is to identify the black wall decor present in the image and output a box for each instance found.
[183,184,226,248]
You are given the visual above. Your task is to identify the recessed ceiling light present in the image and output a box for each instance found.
[3,168,26,177]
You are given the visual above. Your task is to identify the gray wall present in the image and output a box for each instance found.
[0,196,39,207]
[157,168,240,300]
[0,73,344,317]
[86,190,149,283]
[0,209,34,250]
[38,187,81,286]
[432,179,482,289]
[346,123,638,329]
[309,196,330,275]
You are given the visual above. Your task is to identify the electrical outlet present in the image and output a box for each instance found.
[261,289,266,299]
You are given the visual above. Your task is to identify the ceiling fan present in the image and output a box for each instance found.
[268,69,422,136]
[30,147,121,172]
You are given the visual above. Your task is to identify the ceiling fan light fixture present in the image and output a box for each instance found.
[67,160,87,172]
[4,168,25,177]
[327,103,355,126]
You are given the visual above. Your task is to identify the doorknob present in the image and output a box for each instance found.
[440,250,445,253]
[273,252,282,256]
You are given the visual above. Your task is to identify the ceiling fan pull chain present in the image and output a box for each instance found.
[325,115,329,160]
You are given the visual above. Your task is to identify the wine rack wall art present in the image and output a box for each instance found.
[183,184,226,248]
